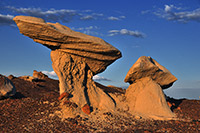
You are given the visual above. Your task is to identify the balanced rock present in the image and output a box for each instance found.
[125,56,177,120]
[124,56,177,89]
[13,16,121,115]
[0,74,16,99]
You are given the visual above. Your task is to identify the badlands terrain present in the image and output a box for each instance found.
[0,72,199,132]
[0,16,199,132]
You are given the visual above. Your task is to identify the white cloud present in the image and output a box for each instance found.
[80,13,104,20]
[119,16,126,19]
[108,16,120,21]
[42,71,57,78]
[155,5,200,23]
[93,75,111,81]
[82,30,102,36]
[92,13,104,17]
[108,29,145,38]
[107,15,126,21]
[5,6,104,23]
[6,6,77,23]
[1,5,127,28]
[85,26,98,30]
[5,6,106,22]
[164,5,172,12]
[0,14,15,26]
[72,26,101,36]
[164,5,183,12]
[80,15,95,20]
[2,6,105,24]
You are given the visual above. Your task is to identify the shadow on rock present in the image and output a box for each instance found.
[166,97,185,111]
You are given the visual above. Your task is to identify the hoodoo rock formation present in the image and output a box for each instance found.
[125,56,177,119]
[13,16,178,120]
[13,16,122,116]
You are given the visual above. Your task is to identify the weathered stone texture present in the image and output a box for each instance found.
[13,16,121,75]
[124,56,177,89]
[125,56,177,119]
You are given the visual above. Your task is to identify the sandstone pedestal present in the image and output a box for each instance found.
[126,77,175,119]
[51,50,116,115]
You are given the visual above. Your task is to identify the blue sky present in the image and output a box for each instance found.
[0,0,200,92]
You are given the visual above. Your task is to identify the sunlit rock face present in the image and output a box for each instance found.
[125,56,177,120]
[33,70,48,79]
[124,56,177,89]
[14,16,122,116]
[13,16,121,75]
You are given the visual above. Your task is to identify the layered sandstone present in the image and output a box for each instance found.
[124,56,177,89]
[13,16,121,116]
[13,16,121,75]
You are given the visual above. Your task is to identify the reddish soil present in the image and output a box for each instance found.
[0,76,199,132]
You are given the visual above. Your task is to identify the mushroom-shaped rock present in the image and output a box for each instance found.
[0,74,16,99]
[124,56,177,120]
[13,16,122,116]
[124,56,177,89]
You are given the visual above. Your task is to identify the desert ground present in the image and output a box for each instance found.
[0,75,199,132]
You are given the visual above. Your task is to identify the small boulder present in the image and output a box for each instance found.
[19,76,38,82]
[124,56,177,89]
[82,104,91,115]
[33,70,48,79]
[7,75,16,80]
[0,74,16,99]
